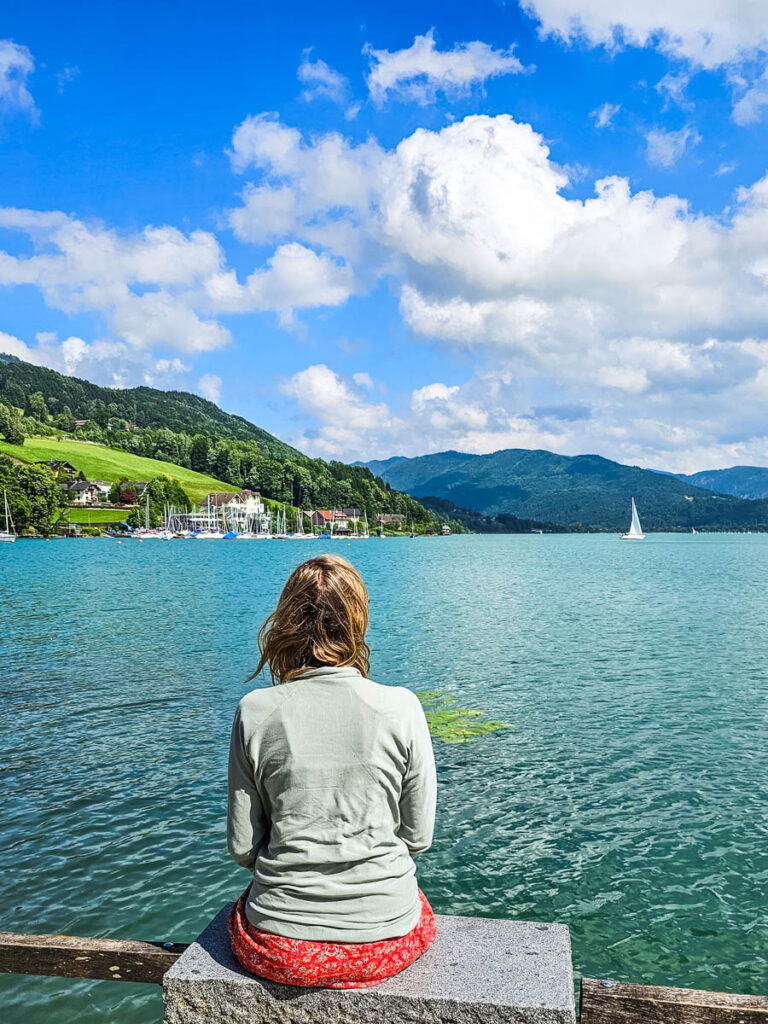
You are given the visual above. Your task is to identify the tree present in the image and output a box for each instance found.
[0,401,24,445]
[0,456,67,535]
[108,481,122,503]
[25,391,49,421]
[55,405,76,432]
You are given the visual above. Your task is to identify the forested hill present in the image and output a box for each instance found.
[673,466,768,500]
[0,354,297,458]
[364,449,768,531]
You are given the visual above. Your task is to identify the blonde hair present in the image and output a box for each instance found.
[251,554,370,684]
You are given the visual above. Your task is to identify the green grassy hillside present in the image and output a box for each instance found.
[0,437,231,503]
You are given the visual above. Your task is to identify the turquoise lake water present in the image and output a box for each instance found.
[1,534,767,1021]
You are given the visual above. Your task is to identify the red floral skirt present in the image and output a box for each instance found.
[228,887,436,989]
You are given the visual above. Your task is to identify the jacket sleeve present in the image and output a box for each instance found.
[227,702,267,869]
[397,693,437,857]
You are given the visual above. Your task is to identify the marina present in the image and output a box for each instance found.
[112,491,376,541]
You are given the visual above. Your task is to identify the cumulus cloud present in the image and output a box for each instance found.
[364,29,528,105]
[282,350,768,473]
[281,364,400,455]
[0,40,36,120]
[0,329,194,389]
[521,1,768,122]
[0,209,230,353]
[227,110,768,467]
[591,101,620,128]
[644,124,700,166]
[520,0,768,69]
[203,243,355,319]
[0,205,355,358]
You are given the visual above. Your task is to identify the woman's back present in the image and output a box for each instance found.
[228,664,436,942]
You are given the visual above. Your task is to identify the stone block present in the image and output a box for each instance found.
[163,904,576,1024]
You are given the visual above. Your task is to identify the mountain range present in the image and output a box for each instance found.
[671,466,768,500]
[363,449,768,531]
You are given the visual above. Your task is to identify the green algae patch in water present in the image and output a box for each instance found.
[416,690,511,743]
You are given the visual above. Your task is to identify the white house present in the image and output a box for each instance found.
[61,481,102,505]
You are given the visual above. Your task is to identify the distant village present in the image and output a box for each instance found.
[35,459,450,536]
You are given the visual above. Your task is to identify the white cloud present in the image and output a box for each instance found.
[297,52,359,119]
[281,364,399,455]
[0,204,354,358]
[0,210,230,353]
[282,353,768,473]
[364,29,528,105]
[0,330,194,389]
[520,1,768,69]
[298,54,347,104]
[597,365,649,392]
[656,71,692,108]
[732,67,768,124]
[56,65,79,93]
[198,373,222,404]
[228,110,768,467]
[204,243,354,316]
[591,101,620,128]
[0,40,36,120]
[645,124,700,166]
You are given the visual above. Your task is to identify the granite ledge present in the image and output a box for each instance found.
[163,904,576,1024]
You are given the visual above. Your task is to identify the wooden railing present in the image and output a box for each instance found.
[2,931,768,1021]
[0,931,187,986]
[580,978,768,1022]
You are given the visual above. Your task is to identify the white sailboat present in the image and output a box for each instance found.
[621,498,645,540]
[1,489,16,542]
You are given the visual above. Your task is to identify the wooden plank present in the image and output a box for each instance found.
[581,977,768,1023]
[0,932,188,985]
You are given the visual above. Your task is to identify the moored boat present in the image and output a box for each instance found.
[1,490,16,543]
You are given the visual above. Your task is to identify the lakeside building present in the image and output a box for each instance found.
[168,490,271,534]
[60,480,103,505]
[377,513,405,526]
[308,509,361,534]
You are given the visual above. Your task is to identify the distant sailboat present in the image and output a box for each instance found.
[1,489,16,542]
[621,498,645,540]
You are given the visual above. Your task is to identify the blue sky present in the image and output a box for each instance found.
[1,0,768,471]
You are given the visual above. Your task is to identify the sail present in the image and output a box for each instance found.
[630,498,643,536]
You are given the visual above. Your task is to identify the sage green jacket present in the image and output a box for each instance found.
[227,665,437,941]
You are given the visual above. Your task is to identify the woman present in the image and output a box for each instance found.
[227,553,437,989]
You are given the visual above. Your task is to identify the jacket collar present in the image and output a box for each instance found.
[295,664,363,682]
